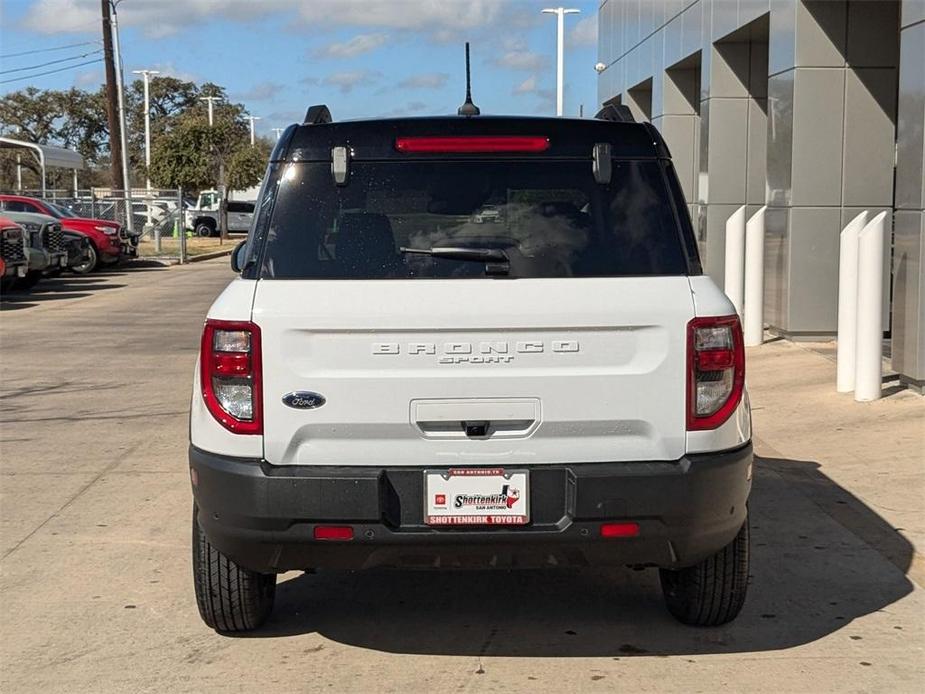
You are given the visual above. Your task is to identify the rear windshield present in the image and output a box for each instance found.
[258,160,689,279]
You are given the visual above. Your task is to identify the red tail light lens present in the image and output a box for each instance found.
[200,319,262,435]
[394,136,550,153]
[313,526,354,541]
[600,522,640,538]
[687,315,745,430]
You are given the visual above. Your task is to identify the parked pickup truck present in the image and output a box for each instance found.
[189,105,753,633]
[2,211,68,289]
[186,198,255,237]
[0,216,28,292]
[0,195,134,272]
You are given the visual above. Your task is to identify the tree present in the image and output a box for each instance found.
[148,112,268,192]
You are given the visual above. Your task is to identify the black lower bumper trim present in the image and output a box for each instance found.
[190,444,752,573]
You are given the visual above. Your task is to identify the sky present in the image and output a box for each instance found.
[0,0,602,139]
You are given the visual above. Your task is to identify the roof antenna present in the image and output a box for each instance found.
[457,42,480,116]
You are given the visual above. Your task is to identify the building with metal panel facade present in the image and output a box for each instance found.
[597,0,924,392]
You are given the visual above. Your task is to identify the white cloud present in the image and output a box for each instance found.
[398,73,449,89]
[140,63,199,83]
[314,33,388,59]
[73,69,103,88]
[513,75,537,95]
[491,37,547,72]
[493,50,547,71]
[567,15,597,48]
[297,0,504,31]
[23,0,508,38]
[322,70,382,94]
[234,82,284,101]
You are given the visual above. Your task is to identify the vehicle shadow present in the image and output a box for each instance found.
[237,456,915,656]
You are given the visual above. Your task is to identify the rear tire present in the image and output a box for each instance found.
[659,513,749,626]
[192,506,276,632]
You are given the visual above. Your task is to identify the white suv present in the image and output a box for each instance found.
[189,105,753,633]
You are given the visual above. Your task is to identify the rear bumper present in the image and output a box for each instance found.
[190,443,752,573]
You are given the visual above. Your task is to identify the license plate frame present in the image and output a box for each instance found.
[424,468,530,526]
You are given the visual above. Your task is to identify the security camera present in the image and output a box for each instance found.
[594,62,607,73]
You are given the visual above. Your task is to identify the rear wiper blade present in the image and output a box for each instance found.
[400,246,510,276]
[400,246,509,262]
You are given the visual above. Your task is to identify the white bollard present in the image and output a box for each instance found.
[854,211,888,402]
[724,205,747,316]
[836,211,868,392]
[743,206,767,346]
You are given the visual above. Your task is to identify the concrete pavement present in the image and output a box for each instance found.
[1,260,923,692]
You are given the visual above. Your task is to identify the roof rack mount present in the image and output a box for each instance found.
[304,105,333,125]
[594,104,635,123]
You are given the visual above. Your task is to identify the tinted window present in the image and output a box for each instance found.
[4,200,41,214]
[260,160,689,279]
[227,201,255,213]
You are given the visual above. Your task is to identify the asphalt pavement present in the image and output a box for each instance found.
[1,260,922,692]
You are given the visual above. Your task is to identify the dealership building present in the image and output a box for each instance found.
[596,0,924,392]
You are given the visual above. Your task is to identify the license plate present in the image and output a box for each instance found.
[425,468,529,526]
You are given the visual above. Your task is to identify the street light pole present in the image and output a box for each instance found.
[132,69,160,191]
[200,96,221,126]
[132,68,160,242]
[541,7,580,117]
[245,115,261,146]
[110,0,133,232]
[271,127,284,139]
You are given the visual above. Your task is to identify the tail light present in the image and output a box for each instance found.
[200,319,262,434]
[687,315,745,430]
[394,136,550,153]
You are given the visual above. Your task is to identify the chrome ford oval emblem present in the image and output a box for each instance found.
[282,391,326,409]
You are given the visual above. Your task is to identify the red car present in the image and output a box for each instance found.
[0,195,134,273]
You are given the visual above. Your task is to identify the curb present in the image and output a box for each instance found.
[188,249,233,263]
[134,248,232,265]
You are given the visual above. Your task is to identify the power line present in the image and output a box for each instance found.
[0,49,103,75]
[0,41,100,60]
[0,58,103,85]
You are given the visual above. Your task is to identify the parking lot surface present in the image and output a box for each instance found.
[1,261,923,693]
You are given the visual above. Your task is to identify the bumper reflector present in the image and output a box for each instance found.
[600,522,640,538]
[313,526,354,541]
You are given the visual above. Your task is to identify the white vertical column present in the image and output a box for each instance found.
[854,211,888,402]
[724,205,747,316]
[836,211,868,392]
[743,206,767,346]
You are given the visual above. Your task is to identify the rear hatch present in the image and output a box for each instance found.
[250,125,697,466]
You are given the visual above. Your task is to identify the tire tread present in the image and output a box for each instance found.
[192,507,275,632]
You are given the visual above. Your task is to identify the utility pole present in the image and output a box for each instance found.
[272,127,284,139]
[100,0,123,191]
[110,0,133,232]
[200,96,221,126]
[541,7,580,117]
[245,115,261,146]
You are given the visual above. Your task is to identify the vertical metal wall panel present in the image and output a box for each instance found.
[842,68,898,207]
[763,205,791,331]
[892,16,925,390]
[766,70,795,208]
[892,212,925,390]
[789,68,845,207]
[894,21,925,211]
[786,207,844,333]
